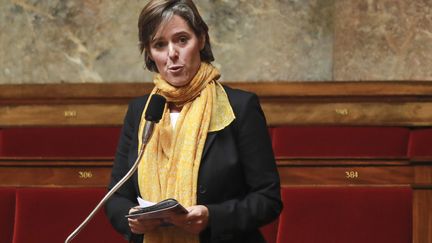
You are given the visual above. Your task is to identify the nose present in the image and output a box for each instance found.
[168,43,178,60]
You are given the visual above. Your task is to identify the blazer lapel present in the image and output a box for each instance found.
[202,132,217,160]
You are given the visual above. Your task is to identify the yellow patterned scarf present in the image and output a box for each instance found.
[137,62,235,243]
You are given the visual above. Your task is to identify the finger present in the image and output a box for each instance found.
[137,218,163,225]
[182,222,203,234]
[129,206,141,214]
[185,206,207,221]
[168,213,189,225]
[128,218,162,234]
[129,223,158,234]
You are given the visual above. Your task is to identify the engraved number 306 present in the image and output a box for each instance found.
[78,171,93,179]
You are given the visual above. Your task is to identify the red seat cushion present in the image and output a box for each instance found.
[268,127,274,140]
[13,187,124,243]
[408,128,432,161]
[1,127,121,157]
[272,126,409,158]
[277,187,412,243]
[0,188,16,243]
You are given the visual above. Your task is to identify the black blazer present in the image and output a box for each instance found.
[105,85,282,243]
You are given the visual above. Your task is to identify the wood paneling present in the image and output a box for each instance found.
[0,104,126,126]
[414,165,432,186]
[2,81,432,100]
[262,101,432,126]
[0,166,112,187]
[278,165,414,186]
[1,82,432,126]
[0,161,417,188]
[2,101,432,127]
[413,190,432,243]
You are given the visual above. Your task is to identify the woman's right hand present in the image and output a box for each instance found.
[127,207,162,234]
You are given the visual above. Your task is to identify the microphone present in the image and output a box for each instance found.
[142,94,166,144]
[65,94,166,243]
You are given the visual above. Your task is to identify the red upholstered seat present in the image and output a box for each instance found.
[276,187,412,243]
[13,187,124,243]
[0,188,16,243]
[268,127,274,140]
[272,126,409,158]
[408,128,432,161]
[1,127,121,157]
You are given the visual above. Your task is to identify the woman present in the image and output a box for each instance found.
[105,0,282,242]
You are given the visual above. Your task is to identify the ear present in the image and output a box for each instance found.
[199,34,206,51]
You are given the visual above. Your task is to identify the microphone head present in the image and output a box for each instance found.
[145,94,166,123]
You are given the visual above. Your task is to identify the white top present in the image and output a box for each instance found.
[170,112,180,129]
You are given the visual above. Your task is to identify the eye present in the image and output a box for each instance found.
[152,41,166,49]
[179,36,188,44]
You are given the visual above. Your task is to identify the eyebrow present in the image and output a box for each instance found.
[151,31,192,43]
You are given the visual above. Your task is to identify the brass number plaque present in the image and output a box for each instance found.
[78,171,93,179]
[64,110,77,118]
[345,171,359,179]
[335,108,349,116]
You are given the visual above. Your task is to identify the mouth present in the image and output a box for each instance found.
[168,65,184,74]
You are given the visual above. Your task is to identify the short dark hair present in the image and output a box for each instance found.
[138,0,214,72]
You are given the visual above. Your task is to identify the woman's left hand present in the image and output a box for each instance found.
[168,205,209,234]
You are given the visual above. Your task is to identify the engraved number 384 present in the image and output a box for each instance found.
[345,171,359,179]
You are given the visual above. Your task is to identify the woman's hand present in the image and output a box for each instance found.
[127,207,162,234]
[168,205,209,234]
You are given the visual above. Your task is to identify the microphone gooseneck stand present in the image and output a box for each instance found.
[65,94,165,243]
[65,127,150,243]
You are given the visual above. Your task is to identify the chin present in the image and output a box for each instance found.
[174,81,190,87]
[167,76,191,87]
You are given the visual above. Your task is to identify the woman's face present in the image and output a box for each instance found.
[149,15,204,87]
